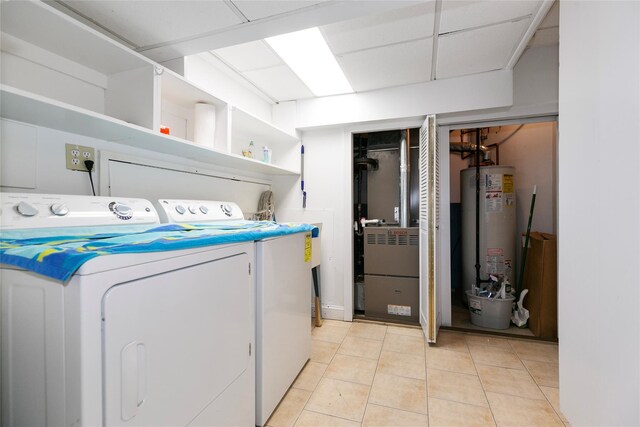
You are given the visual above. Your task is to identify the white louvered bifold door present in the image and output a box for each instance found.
[419,115,440,343]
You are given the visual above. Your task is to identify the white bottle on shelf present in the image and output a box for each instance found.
[263,146,272,163]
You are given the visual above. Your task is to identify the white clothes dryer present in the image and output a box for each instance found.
[0,193,255,427]
[155,199,313,426]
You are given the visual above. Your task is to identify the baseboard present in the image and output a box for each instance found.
[310,304,342,321]
[310,304,345,321]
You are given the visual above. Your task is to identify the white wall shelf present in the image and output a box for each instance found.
[0,1,157,129]
[0,1,153,76]
[159,69,231,152]
[0,0,301,177]
[0,86,299,176]
[231,106,300,172]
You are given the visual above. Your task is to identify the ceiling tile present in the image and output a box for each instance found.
[243,65,314,101]
[232,1,327,21]
[436,19,530,79]
[322,2,436,55]
[214,41,282,72]
[439,0,540,34]
[59,1,243,48]
[337,38,432,92]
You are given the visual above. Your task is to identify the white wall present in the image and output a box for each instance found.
[296,70,513,129]
[272,127,349,319]
[448,152,469,204]
[491,123,557,236]
[440,44,559,125]
[512,44,559,117]
[558,2,640,426]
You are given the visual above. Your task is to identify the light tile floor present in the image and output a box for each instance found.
[266,320,568,427]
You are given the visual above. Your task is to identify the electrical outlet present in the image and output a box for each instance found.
[65,144,95,171]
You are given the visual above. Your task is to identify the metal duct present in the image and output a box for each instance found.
[450,143,491,160]
[399,129,410,227]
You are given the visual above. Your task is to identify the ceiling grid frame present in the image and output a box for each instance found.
[505,0,555,69]
[430,0,443,81]
[47,0,558,103]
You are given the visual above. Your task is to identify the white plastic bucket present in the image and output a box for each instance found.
[466,290,515,329]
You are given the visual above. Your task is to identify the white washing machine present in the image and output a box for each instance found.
[155,199,312,426]
[0,193,255,427]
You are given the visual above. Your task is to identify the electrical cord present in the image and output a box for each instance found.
[84,160,96,196]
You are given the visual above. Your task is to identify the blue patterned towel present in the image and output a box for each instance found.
[0,221,317,281]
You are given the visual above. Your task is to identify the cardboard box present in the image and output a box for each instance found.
[522,232,558,338]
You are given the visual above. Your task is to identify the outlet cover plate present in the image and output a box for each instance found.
[65,143,95,171]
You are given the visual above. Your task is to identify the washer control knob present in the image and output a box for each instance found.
[50,203,69,216]
[109,202,133,220]
[188,205,197,214]
[221,203,232,216]
[199,205,208,214]
[17,201,39,217]
[175,205,186,215]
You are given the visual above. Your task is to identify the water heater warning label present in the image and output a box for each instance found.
[485,191,503,212]
[485,173,504,212]
[502,174,514,193]
[486,248,505,275]
[485,174,503,192]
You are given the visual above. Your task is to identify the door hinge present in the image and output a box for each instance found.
[249,343,252,356]
[248,263,251,275]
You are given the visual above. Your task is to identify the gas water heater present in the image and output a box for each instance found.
[461,166,516,298]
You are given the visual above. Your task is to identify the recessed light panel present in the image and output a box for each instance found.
[266,27,354,96]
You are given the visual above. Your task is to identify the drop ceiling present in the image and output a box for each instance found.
[51,0,558,103]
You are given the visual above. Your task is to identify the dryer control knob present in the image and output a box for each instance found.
[199,205,208,214]
[50,203,69,216]
[110,202,133,219]
[221,204,232,216]
[188,205,197,214]
[17,201,39,217]
[175,205,186,215]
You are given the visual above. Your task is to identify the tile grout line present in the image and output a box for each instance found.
[365,327,430,421]
[466,336,499,426]
[519,353,566,423]
[509,339,566,425]
[538,388,567,425]
[306,323,387,425]
[297,324,346,426]
[427,365,484,379]
[363,401,429,419]
[301,408,362,425]
[363,325,387,424]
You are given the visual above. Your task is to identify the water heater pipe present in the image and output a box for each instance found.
[474,130,482,289]
[399,129,410,227]
[449,143,491,161]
